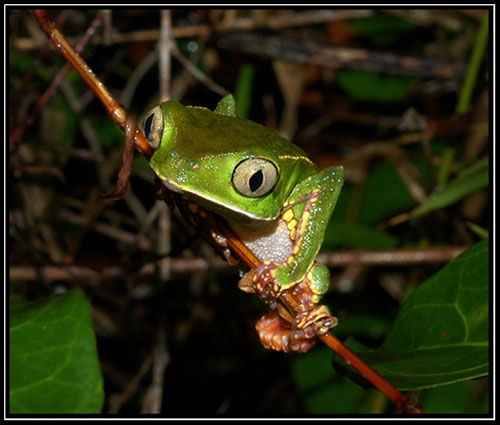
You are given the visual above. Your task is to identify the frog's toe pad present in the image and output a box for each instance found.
[293,305,338,337]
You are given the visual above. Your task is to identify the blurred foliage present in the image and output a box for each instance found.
[347,11,419,45]
[336,70,416,103]
[9,8,490,416]
[234,63,255,119]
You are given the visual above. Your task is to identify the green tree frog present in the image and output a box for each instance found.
[142,95,344,353]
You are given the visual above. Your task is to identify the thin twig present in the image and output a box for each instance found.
[214,9,373,31]
[58,208,152,250]
[108,354,153,414]
[218,33,467,78]
[159,10,172,103]
[120,49,159,109]
[171,43,230,97]
[456,10,489,114]
[10,246,468,282]
[16,9,374,50]
[10,10,70,124]
[316,245,468,266]
[158,10,173,284]
[141,322,170,413]
[29,9,153,158]
[171,31,211,99]
[10,10,104,148]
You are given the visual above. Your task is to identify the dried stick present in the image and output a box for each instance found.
[10,245,467,282]
[18,9,373,51]
[219,33,467,79]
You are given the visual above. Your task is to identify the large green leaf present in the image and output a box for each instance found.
[338,238,489,390]
[9,288,104,413]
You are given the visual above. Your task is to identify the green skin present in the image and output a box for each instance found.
[144,95,344,301]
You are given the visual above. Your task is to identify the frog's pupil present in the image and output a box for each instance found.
[249,170,264,192]
[144,114,154,139]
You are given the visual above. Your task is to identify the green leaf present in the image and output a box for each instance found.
[338,238,489,390]
[456,10,489,114]
[411,157,489,218]
[467,222,489,239]
[336,70,415,103]
[9,288,104,413]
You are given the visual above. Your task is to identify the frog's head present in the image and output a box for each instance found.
[142,95,316,222]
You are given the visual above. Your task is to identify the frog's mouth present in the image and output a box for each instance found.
[161,179,184,194]
[159,177,276,222]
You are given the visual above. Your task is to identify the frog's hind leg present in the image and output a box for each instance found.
[256,310,318,353]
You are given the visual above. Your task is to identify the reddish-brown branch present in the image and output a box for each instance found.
[318,332,423,413]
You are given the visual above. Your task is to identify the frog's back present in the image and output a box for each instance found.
[185,106,316,170]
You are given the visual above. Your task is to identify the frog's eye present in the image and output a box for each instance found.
[142,106,164,149]
[232,158,279,198]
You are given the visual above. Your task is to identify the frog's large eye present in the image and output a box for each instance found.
[232,158,279,198]
[142,106,164,149]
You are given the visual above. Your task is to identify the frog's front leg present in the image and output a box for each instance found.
[252,265,338,352]
[250,166,344,306]
[244,166,343,352]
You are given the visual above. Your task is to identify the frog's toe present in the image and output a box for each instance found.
[256,311,318,353]
[293,305,338,337]
[255,311,292,352]
[252,261,283,308]
[288,332,318,353]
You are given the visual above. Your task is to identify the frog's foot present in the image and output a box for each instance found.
[290,305,338,341]
[255,310,318,353]
[246,261,283,309]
